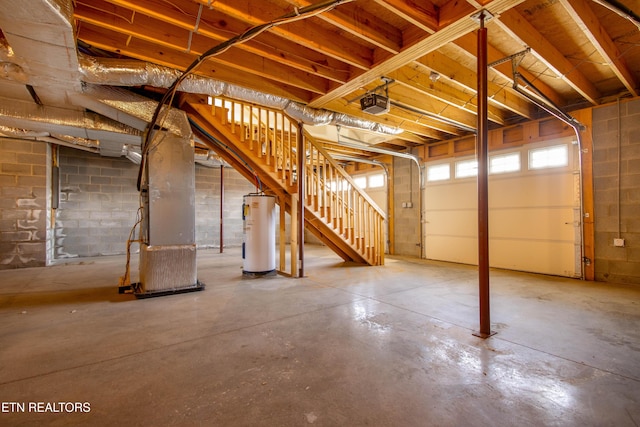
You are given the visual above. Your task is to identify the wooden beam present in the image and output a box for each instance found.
[560,0,638,96]
[454,33,566,107]
[321,97,460,140]
[308,0,526,108]
[282,0,403,53]
[438,0,477,29]
[77,24,314,103]
[422,115,576,162]
[414,51,535,119]
[572,107,595,280]
[376,138,420,149]
[78,0,352,84]
[389,65,509,124]
[496,9,601,104]
[290,194,299,277]
[75,4,330,95]
[192,0,374,70]
[372,0,438,34]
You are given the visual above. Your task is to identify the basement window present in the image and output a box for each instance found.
[529,144,568,170]
[490,152,520,174]
[354,176,367,189]
[455,159,478,178]
[368,174,385,188]
[427,163,450,182]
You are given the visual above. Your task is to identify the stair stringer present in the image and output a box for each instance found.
[185,99,384,265]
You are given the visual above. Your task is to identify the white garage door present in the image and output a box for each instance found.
[424,138,581,278]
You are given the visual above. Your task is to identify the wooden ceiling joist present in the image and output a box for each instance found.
[75,7,329,96]
[191,0,374,70]
[75,0,353,85]
[559,0,639,96]
[388,65,509,124]
[308,0,526,108]
[413,50,535,119]
[76,24,315,103]
[62,0,640,161]
[282,0,404,54]
[497,9,602,104]
[454,33,567,108]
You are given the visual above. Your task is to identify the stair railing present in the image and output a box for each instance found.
[209,96,385,265]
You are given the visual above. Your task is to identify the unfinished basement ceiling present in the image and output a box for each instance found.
[0,0,639,156]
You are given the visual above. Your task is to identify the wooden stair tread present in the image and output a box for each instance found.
[187,99,384,266]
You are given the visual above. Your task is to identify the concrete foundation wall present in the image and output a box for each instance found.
[0,138,49,269]
[56,147,139,258]
[592,98,640,285]
[393,157,421,257]
[195,165,255,249]
[2,145,256,264]
[57,149,254,257]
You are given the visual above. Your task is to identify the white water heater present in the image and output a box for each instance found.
[242,194,276,275]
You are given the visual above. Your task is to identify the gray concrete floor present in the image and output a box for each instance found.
[0,245,639,426]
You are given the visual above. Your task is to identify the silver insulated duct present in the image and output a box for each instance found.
[78,55,403,136]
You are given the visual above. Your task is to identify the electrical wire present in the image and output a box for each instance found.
[138,0,354,190]
[144,0,353,148]
[75,0,135,24]
[118,205,144,289]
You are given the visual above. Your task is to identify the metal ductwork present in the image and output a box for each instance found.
[71,84,192,138]
[0,0,81,105]
[0,97,142,144]
[0,126,100,153]
[0,0,402,166]
[78,55,403,136]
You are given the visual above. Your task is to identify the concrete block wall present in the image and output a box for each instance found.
[393,157,421,257]
[592,97,640,285]
[195,165,255,249]
[54,148,255,258]
[55,147,140,258]
[0,138,49,269]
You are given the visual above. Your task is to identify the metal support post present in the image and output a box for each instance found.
[297,122,305,278]
[474,11,495,338]
[220,165,224,253]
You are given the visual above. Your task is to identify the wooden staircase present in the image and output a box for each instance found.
[184,97,385,267]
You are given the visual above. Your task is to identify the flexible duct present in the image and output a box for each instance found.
[76,84,192,138]
[0,62,28,83]
[78,55,403,136]
[0,126,49,138]
[0,40,402,137]
[0,97,142,144]
[0,126,101,153]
